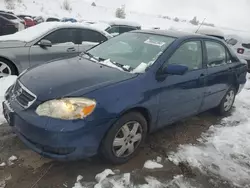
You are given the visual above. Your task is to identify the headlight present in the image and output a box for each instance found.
[36,98,96,120]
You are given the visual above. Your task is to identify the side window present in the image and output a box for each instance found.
[167,41,203,70]
[42,29,77,45]
[119,26,136,34]
[205,41,226,67]
[106,26,119,35]
[80,29,107,43]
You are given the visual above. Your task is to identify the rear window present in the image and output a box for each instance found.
[242,43,250,49]
[226,38,238,46]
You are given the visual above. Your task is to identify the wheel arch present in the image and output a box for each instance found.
[0,56,19,75]
[118,106,152,133]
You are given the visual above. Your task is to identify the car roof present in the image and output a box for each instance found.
[0,22,113,42]
[132,29,218,40]
[107,20,141,27]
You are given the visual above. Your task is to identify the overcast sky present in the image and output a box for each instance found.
[93,0,250,31]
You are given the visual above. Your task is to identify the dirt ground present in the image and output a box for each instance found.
[0,111,236,188]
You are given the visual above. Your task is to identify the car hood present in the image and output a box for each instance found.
[19,57,137,101]
[0,40,26,48]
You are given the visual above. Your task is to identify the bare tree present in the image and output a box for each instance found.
[115,5,126,19]
[91,2,96,6]
[190,16,199,25]
[173,17,180,22]
[5,0,15,10]
[62,0,72,11]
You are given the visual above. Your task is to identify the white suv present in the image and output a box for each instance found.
[226,35,250,72]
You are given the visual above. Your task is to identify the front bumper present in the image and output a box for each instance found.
[2,100,115,161]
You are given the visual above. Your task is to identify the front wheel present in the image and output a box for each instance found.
[101,112,148,164]
[216,87,236,115]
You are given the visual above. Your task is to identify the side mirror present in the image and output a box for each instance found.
[162,64,188,75]
[39,39,52,47]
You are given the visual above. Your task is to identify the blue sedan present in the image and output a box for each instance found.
[2,30,247,164]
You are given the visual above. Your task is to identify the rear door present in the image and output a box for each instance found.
[77,28,108,52]
[29,28,79,67]
[201,40,234,111]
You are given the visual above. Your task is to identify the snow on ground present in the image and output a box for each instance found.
[168,76,250,187]
[0,76,17,124]
[143,160,163,169]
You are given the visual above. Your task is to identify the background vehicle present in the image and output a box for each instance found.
[196,28,225,40]
[61,17,77,23]
[0,22,112,77]
[91,20,141,36]
[17,14,36,28]
[0,15,18,36]
[226,35,250,72]
[0,12,25,31]
[33,16,60,24]
[3,30,247,164]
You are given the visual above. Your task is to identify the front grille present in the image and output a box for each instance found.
[11,80,36,108]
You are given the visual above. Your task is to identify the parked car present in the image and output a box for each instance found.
[33,16,60,24]
[0,12,25,31]
[2,30,247,164]
[0,15,19,36]
[0,22,112,77]
[91,20,141,36]
[196,28,225,40]
[61,17,77,23]
[226,35,250,73]
[17,14,36,28]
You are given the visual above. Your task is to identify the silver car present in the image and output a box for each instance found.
[0,22,112,77]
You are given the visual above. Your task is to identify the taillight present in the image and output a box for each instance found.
[237,48,245,54]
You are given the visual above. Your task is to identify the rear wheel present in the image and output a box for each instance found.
[216,87,236,115]
[0,58,17,78]
[101,112,147,164]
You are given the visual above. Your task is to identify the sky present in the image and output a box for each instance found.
[93,0,250,31]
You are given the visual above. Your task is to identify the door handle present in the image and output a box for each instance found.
[67,47,76,52]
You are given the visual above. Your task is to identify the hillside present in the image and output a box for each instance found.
[0,0,250,38]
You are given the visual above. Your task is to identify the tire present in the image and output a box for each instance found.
[101,112,148,164]
[0,58,18,78]
[216,87,236,115]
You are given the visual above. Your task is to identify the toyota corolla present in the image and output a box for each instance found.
[2,30,247,164]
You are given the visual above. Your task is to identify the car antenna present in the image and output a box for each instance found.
[195,18,206,33]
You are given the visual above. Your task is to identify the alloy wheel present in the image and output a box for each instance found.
[224,90,235,112]
[112,121,143,158]
[0,61,11,78]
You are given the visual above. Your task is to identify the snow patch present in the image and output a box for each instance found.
[168,76,250,187]
[95,169,115,183]
[0,162,6,167]
[144,160,163,169]
[131,62,148,74]
[7,155,17,166]
[0,76,17,124]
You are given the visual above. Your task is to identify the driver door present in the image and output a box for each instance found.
[29,28,79,67]
[156,40,207,127]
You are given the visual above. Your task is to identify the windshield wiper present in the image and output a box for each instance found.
[99,57,132,72]
[81,52,100,62]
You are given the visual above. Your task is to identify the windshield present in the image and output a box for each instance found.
[87,32,175,72]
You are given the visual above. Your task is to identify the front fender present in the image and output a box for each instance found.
[83,75,159,128]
